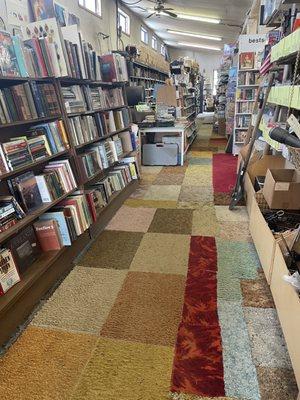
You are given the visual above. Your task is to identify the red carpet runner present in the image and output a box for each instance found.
[171,236,225,397]
[213,154,237,194]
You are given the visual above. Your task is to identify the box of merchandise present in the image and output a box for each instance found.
[263,169,300,210]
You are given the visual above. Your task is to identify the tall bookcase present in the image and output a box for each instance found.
[0,74,139,346]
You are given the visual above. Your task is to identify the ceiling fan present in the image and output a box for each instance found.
[128,0,177,19]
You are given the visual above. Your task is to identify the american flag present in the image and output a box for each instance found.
[260,52,272,76]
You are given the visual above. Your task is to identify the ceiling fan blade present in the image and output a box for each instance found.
[163,10,178,18]
[132,6,148,11]
[146,12,156,18]
[163,8,174,11]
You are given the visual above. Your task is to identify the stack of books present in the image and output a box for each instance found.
[0,82,60,124]
[0,121,69,174]
[8,160,76,213]
[0,196,25,234]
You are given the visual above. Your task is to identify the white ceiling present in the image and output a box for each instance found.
[123,0,253,52]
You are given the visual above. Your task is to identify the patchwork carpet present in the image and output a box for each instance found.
[0,124,298,400]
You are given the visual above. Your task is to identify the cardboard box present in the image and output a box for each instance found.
[244,171,256,214]
[263,169,300,210]
[270,243,300,388]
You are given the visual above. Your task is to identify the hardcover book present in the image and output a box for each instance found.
[8,225,40,274]
[33,219,63,252]
[239,52,255,70]
[12,171,43,212]
[0,249,21,296]
[0,30,20,77]
[39,211,72,246]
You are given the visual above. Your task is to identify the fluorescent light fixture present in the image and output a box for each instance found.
[178,42,221,51]
[167,29,222,41]
[177,13,220,24]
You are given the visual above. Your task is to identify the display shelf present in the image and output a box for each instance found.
[237,84,260,88]
[132,60,169,76]
[0,149,69,181]
[0,188,77,245]
[58,77,128,86]
[66,105,129,118]
[0,115,62,129]
[268,86,300,110]
[129,76,165,84]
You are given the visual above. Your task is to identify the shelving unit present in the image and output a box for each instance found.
[0,72,140,346]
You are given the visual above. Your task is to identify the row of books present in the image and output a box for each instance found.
[236,102,255,114]
[131,65,166,81]
[236,88,257,101]
[0,121,69,175]
[0,161,138,296]
[61,85,126,114]
[235,131,248,144]
[236,115,251,129]
[0,21,128,82]
[0,83,60,125]
[68,108,130,147]
[238,71,261,86]
[0,159,77,234]
[78,131,134,180]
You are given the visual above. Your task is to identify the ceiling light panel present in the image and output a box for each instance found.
[176,14,220,24]
[178,42,221,51]
[167,29,222,41]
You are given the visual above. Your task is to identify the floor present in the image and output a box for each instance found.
[0,124,298,400]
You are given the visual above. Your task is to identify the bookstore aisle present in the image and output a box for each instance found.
[0,124,297,400]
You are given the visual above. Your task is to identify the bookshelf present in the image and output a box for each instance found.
[0,72,140,346]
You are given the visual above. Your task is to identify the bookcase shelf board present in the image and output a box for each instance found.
[0,230,91,347]
[0,150,69,181]
[74,126,132,150]
[0,188,77,245]
[0,77,56,88]
[59,77,128,87]
[66,105,129,118]
[132,61,169,76]
[0,115,62,129]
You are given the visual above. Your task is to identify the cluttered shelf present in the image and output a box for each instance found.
[0,115,62,129]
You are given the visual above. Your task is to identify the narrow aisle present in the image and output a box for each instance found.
[0,124,297,400]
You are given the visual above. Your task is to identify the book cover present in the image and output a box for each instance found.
[13,171,43,212]
[0,249,21,296]
[34,219,63,252]
[29,0,55,21]
[39,211,72,246]
[8,225,40,274]
[0,30,20,77]
[239,52,255,70]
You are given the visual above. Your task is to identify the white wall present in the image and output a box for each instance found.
[0,0,166,56]
[168,47,221,83]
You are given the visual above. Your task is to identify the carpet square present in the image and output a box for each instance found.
[141,166,163,175]
[130,184,150,199]
[256,367,298,400]
[179,186,213,204]
[243,307,292,368]
[192,206,220,236]
[101,271,185,346]
[148,208,193,234]
[216,240,260,279]
[177,201,214,210]
[218,302,261,400]
[71,337,174,400]
[241,271,275,308]
[125,199,178,208]
[217,275,242,301]
[130,233,190,275]
[190,151,213,159]
[161,166,188,174]
[188,157,212,165]
[215,206,249,222]
[106,205,156,232]
[139,174,158,184]
[144,185,181,201]
[183,167,212,186]
[79,230,143,270]
[218,222,252,242]
[170,394,237,400]
[154,173,185,185]
[32,267,126,334]
[0,327,97,400]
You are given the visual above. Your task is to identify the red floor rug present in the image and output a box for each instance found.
[213,153,237,194]
[171,236,225,397]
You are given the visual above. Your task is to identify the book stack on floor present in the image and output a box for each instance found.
[0,82,60,125]
[0,121,69,174]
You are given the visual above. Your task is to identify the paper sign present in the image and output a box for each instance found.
[239,34,267,52]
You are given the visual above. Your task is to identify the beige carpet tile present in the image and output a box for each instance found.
[124,198,178,209]
[0,326,97,400]
[32,267,126,334]
[192,205,220,236]
[161,165,188,174]
[141,166,163,175]
[215,206,249,222]
[256,367,298,400]
[105,205,156,232]
[218,221,252,242]
[143,185,181,201]
[101,271,186,346]
[130,233,190,275]
[154,173,185,185]
[71,337,174,400]
[129,184,151,199]
[139,174,158,184]
[179,185,213,204]
[241,272,275,308]
[183,167,212,187]
[177,201,215,210]
[148,208,193,234]
[190,151,213,158]
[79,230,143,269]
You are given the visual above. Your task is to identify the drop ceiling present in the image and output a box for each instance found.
[123,0,253,51]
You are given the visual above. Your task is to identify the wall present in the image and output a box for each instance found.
[168,47,221,83]
[0,0,166,56]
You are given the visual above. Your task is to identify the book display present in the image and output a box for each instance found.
[0,19,140,347]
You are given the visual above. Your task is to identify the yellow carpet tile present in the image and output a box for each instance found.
[192,206,220,236]
[124,199,178,208]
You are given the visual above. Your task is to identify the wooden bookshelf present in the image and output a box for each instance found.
[74,126,132,150]
[0,114,62,129]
